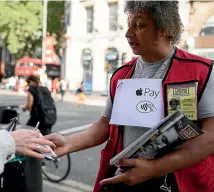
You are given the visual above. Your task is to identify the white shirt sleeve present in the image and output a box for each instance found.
[198,67,214,119]
[0,130,16,174]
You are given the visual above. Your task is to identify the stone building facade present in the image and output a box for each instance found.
[65,0,214,93]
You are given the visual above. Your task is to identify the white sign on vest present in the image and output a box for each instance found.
[110,78,164,128]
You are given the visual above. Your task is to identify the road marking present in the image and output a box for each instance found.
[55,120,78,126]
[59,123,92,135]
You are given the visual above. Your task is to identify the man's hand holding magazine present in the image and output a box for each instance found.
[101,157,156,186]
[100,109,205,186]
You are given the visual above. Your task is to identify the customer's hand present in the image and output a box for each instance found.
[44,133,70,157]
[10,129,56,159]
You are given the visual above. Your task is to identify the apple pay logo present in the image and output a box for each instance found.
[136,88,160,99]
[136,101,157,113]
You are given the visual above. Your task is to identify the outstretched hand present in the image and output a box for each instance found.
[44,133,71,157]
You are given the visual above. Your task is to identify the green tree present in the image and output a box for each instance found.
[0,1,65,60]
[0,1,43,56]
[47,1,65,58]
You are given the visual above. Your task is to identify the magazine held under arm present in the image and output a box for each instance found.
[110,109,203,166]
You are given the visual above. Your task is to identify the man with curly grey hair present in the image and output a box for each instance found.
[124,0,183,46]
[45,1,214,192]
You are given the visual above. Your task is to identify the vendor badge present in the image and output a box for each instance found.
[166,82,198,120]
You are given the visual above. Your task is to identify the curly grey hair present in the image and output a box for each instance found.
[124,0,184,45]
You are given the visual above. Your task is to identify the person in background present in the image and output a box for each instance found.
[18,78,25,93]
[22,75,55,135]
[14,77,19,92]
[59,78,67,101]
[9,76,16,91]
[0,129,55,174]
[75,81,85,104]
[52,77,59,100]
[46,78,53,92]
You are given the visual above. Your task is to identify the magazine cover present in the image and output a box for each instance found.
[110,109,203,166]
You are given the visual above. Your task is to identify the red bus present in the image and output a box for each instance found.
[15,56,60,78]
[15,57,42,77]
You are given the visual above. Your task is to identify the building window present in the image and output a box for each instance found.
[86,6,94,33]
[109,3,118,31]
[105,47,119,91]
[82,49,93,93]
[200,14,214,36]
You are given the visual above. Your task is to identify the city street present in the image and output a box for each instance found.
[0,91,106,192]
[1,0,212,191]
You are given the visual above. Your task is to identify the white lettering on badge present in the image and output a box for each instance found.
[136,88,160,99]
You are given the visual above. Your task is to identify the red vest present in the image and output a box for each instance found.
[94,48,214,192]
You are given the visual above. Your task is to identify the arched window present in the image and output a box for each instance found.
[105,47,119,92]
[200,14,214,36]
[82,48,93,93]
[105,47,119,73]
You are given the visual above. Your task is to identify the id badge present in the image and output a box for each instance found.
[166,81,198,121]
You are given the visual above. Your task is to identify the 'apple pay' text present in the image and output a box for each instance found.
[136,88,160,99]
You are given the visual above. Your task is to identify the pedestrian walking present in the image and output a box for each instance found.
[52,78,60,100]
[75,81,85,104]
[59,78,67,101]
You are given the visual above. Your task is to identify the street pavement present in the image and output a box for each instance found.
[0,90,106,192]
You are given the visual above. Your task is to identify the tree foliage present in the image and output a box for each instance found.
[0,1,43,55]
[0,1,65,59]
[47,1,66,58]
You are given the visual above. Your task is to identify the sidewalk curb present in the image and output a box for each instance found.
[0,90,26,96]
[0,90,106,107]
